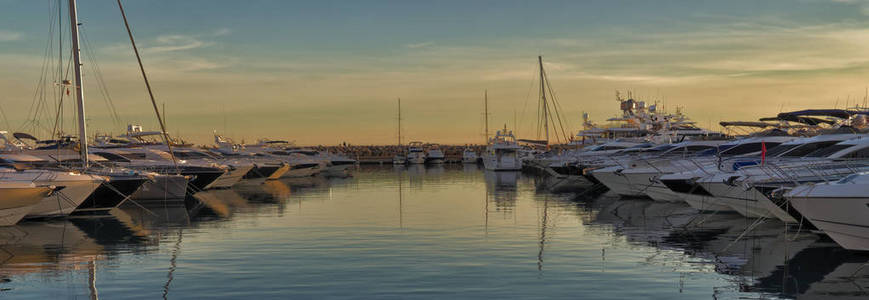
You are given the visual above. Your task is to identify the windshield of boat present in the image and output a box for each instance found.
[596,145,628,151]
[92,152,131,162]
[720,142,781,156]
[172,151,215,159]
[645,145,676,152]
[116,152,147,160]
[662,145,718,156]
[628,143,654,149]
[780,141,844,157]
[764,144,798,157]
[804,144,851,157]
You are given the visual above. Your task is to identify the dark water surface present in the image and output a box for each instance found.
[1,165,867,299]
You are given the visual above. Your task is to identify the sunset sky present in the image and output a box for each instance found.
[2,0,869,145]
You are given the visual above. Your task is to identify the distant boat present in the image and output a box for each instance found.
[462,148,478,164]
[482,126,522,171]
[425,144,445,164]
[407,141,427,164]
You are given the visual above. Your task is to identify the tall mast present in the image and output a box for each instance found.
[484,90,489,143]
[69,0,88,168]
[539,56,549,146]
[397,98,401,146]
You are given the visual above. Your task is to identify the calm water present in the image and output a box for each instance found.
[1,165,867,299]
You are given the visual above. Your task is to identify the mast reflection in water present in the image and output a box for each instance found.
[0,165,866,299]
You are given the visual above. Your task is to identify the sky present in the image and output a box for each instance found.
[2,0,869,145]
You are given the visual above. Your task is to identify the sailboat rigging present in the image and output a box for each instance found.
[530,56,571,147]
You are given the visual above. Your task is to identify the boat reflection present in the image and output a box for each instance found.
[484,171,518,208]
[573,192,869,299]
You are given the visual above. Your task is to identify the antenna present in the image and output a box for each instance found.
[484,90,489,144]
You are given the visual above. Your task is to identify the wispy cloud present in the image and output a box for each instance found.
[212,28,232,37]
[145,34,212,53]
[405,41,434,49]
[0,30,22,42]
[829,0,869,15]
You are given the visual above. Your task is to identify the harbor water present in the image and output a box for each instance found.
[1,165,866,299]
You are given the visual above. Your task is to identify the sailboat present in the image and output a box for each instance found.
[393,98,407,165]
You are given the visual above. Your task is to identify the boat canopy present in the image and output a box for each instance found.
[777,109,854,119]
[12,132,38,141]
[517,139,548,146]
[719,121,775,128]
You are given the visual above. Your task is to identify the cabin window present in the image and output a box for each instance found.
[780,141,841,157]
[172,151,212,159]
[93,152,131,162]
[806,144,852,158]
[765,144,798,157]
[118,152,147,160]
[842,147,869,159]
[600,146,626,151]
[721,142,781,156]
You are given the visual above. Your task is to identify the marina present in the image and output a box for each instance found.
[3,0,869,298]
[0,166,866,299]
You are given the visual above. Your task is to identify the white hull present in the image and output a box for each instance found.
[267,164,292,180]
[482,154,521,171]
[788,181,869,251]
[789,195,869,251]
[700,180,796,223]
[131,175,189,200]
[407,155,426,164]
[591,169,644,197]
[643,183,686,203]
[618,172,658,197]
[426,158,445,164]
[0,205,36,227]
[0,186,52,226]
[681,193,734,212]
[206,165,253,189]
[26,178,102,218]
[281,167,319,178]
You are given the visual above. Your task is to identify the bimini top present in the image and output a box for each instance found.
[772,109,867,125]
[719,121,776,128]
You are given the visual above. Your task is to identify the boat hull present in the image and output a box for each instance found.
[73,176,148,215]
[130,174,189,200]
[0,186,51,226]
[789,194,869,251]
[206,165,253,189]
[26,177,103,219]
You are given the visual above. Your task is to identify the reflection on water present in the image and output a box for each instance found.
[0,165,866,299]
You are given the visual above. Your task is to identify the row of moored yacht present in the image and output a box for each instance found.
[532,129,869,251]
[0,128,356,226]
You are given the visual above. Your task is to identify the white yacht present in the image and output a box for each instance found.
[426,145,446,164]
[461,148,478,164]
[787,172,869,251]
[235,139,322,178]
[653,135,797,210]
[589,141,726,199]
[407,141,426,164]
[697,133,866,222]
[482,127,522,171]
[213,134,290,180]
